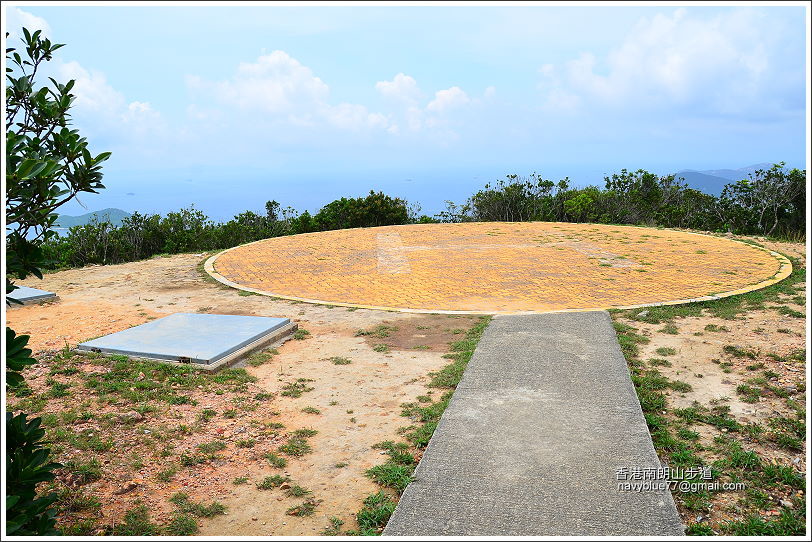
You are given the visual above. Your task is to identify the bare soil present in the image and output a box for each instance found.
[6,238,805,535]
[7,253,479,535]
[622,239,806,529]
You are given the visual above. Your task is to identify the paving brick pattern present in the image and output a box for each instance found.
[211,222,782,313]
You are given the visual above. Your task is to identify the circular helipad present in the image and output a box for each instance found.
[206,222,790,314]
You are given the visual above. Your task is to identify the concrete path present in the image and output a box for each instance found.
[384,311,684,536]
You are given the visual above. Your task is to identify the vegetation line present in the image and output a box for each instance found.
[337,316,492,536]
[611,255,806,536]
[40,165,804,271]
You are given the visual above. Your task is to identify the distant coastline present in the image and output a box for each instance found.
[54,208,131,228]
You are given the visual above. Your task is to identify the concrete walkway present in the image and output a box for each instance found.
[384,311,684,536]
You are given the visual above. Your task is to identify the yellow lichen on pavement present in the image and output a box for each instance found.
[209,222,786,314]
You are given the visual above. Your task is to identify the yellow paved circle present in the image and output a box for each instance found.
[207,222,789,314]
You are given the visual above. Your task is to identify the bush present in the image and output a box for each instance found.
[5,413,62,535]
[441,164,804,239]
[40,190,416,270]
[314,190,410,230]
[38,163,807,272]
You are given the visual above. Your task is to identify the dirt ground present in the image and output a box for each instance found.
[6,238,806,535]
[614,239,806,531]
[6,252,480,535]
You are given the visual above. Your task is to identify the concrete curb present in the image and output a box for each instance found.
[204,225,791,315]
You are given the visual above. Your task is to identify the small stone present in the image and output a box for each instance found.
[637,310,649,318]
[113,481,139,495]
[119,411,144,423]
[780,500,793,508]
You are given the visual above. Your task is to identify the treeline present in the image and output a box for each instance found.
[41,192,412,268]
[443,163,805,235]
[41,163,805,269]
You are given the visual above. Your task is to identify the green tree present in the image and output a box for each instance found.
[563,192,595,222]
[5,28,110,534]
[720,163,806,236]
[313,191,409,230]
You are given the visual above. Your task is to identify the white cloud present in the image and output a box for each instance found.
[326,103,389,131]
[376,73,423,103]
[190,51,389,132]
[207,51,328,114]
[58,61,164,138]
[426,86,471,113]
[372,79,491,145]
[59,61,124,113]
[538,8,799,117]
[5,8,51,39]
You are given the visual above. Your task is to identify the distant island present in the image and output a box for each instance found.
[674,163,774,195]
[54,208,132,227]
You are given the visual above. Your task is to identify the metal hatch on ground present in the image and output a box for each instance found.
[75,313,296,371]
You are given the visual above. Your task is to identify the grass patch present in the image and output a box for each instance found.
[247,351,275,367]
[63,458,102,484]
[659,323,679,335]
[321,517,345,536]
[654,347,677,357]
[285,484,311,497]
[615,257,804,323]
[280,378,314,398]
[196,440,226,454]
[169,492,226,518]
[349,316,491,532]
[235,438,256,448]
[112,504,161,535]
[428,316,491,389]
[724,345,758,359]
[156,467,178,482]
[356,325,398,338]
[352,492,396,535]
[278,438,312,456]
[365,463,413,492]
[256,475,289,490]
[264,452,288,468]
[286,499,320,517]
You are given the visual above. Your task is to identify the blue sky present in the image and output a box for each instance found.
[4,3,808,219]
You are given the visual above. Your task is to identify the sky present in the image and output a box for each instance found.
[3,2,808,220]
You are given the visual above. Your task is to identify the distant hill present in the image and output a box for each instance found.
[690,163,773,181]
[54,208,131,227]
[674,163,776,196]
